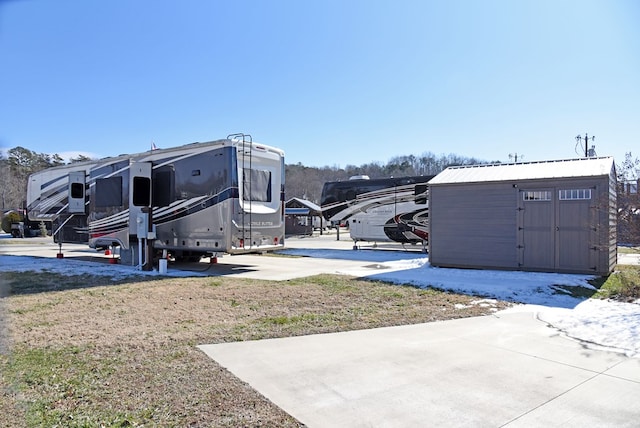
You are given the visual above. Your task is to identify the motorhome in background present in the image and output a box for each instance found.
[27,135,286,266]
[27,160,98,243]
[320,175,435,249]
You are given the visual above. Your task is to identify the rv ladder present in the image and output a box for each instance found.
[228,133,253,249]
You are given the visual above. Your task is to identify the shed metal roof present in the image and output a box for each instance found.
[428,157,615,185]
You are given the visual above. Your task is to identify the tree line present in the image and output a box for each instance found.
[285,152,490,204]
[0,146,489,211]
[1,145,639,244]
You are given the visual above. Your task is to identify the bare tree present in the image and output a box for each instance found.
[284,152,488,203]
[617,152,640,245]
[70,154,93,163]
[0,153,10,211]
[3,147,66,211]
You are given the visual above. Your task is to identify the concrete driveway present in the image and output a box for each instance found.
[200,309,640,427]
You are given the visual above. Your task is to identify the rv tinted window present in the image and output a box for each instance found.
[95,176,122,207]
[70,182,84,199]
[153,167,175,207]
[243,169,272,202]
[132,176,151,207]
[414,184,428,204]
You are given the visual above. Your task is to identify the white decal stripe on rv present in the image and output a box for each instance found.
[89,210,129,228]
[329,193,415,222]
[152,196,208,218]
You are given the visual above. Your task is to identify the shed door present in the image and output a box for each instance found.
[557,188,595,271]
[518,189,554,269]
[518,187,596,272]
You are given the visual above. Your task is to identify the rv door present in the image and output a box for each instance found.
[68,171,87,214]
[129,162,152,238]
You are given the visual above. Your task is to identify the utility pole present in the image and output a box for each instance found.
[575,133,595,158]
[509,153,523,163]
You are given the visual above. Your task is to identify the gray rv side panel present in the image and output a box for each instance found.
[429,182,518,269]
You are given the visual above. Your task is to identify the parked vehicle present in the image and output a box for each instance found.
[27,135,285,265]
[320,175,434,249]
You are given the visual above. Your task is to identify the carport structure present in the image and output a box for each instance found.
[285,197,326,236]
[428,157,617,275]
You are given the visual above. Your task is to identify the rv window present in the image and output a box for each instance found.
[132,176,151,207]
[243,169,272,202]
[414,184,428,204]
[153,167,175,207]
[95,177,123,207]
[70,183,84,199]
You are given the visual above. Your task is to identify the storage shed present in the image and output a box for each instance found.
[285,198,326,236]
[428,157,617,275]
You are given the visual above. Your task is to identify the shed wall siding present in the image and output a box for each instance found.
[606,168,618,273]
[429,183,517,268]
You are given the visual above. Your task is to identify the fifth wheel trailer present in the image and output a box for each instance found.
[27,135,285,266]
[320,175,435,249]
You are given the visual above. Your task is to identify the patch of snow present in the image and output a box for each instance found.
[0,255,206,281]
[536,299,640,358]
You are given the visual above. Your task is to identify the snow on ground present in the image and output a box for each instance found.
[283,248,595,307]
[281,247,640,358]
[535,299,640,357]
[0,245,638,358]
[0,254,199,281]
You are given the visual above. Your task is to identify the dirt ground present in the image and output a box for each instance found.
[0,272,509,427]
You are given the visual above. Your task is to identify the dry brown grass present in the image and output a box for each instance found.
[0,272,509,427]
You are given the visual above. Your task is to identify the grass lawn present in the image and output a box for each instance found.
[0,272,509,427]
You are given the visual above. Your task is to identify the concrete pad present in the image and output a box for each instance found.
[0,234,420,281]
[618,252,640,266]
[205,253,398,281]
[199,312,639,427]
[603,357,640,383]
[509,374,640,427]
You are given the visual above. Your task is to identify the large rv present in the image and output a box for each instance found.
[27,135,286,265]
[320,175,435,249]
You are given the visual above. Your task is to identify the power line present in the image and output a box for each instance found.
[575,133,596,158]
[509,153,524,163]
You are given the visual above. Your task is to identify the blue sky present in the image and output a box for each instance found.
[1,0,639,167]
